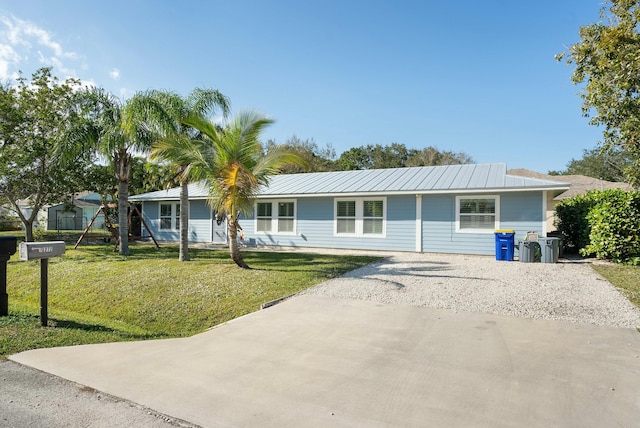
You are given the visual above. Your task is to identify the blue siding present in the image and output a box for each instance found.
[422,195,459,253]
[141,191,546,255]
[382,195,416,251]
[142,200,219,244]
[421,192,545,255]
[244,198,336,248]
[141,201,159,238]
[244,196,416,251]
[189,201,212,243]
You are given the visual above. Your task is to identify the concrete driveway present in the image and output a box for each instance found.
[10,288,640,427]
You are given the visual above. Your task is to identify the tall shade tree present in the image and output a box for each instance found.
[263,136,337,173]
[145,88,230,261]
[67,89,157,255]
[557,0,640,186]
[405,146,473,167]
[548,147,632,182]
[184,111,307,268]
[0,68,90,241]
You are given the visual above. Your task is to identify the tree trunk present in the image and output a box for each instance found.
[8,198,36,242]
[117,180,129,256]
[24,221,34,242]
[115,150,131,256]
[228,218,249,269]
[179,179,190,262]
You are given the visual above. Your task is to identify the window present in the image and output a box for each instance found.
[160,204,173,230]
[336,201,356,234]
[278,202,295,233]
[335,198,386,237]
[159,203,180,230]
[456,196,499,232]
[363,200,383,234]
[256,202,272,232]
[255,200,296,234]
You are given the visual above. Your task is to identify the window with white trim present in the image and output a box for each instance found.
[456,196,499,233]
[363,200,384,234]
[335,198,386,237]
[336,200,356,234]
[159,203,180,230]
[255,200,296,234]
[277,202,295,232]
[256,202,272,232]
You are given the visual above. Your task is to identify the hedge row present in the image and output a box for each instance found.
[555,189,640,265]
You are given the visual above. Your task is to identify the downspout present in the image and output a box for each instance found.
[415,194,422,252]
[542,191,548,236]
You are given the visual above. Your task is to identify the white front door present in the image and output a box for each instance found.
[211,212,227,244]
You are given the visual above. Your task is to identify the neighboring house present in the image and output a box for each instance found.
[15,198,48,229]
[17,191,107,231]
[70,191,107,230]
[508,169,632,232]
[129,163,569,256]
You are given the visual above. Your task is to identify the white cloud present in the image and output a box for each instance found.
[0,14,82,80]
[109,68,120,80]
[0,42,20,80]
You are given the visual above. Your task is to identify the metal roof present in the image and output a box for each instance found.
[129,163,570,201]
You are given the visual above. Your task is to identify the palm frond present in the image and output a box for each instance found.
[187,88,231,120]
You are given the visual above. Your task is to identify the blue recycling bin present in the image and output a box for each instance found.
[494,230,515,261]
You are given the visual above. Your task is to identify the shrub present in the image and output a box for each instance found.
[555,189,640,264]
[582,190,640,265]
[0,215,22,232]
[554,191,600,251]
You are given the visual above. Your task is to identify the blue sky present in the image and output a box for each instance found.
[0,1,605,173]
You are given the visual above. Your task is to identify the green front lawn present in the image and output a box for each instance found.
[592,264,640,309]
[0,243,379,359]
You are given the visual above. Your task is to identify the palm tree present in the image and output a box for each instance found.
[184,111,307,268]
[68,89,157,255]
[141,89,230,261]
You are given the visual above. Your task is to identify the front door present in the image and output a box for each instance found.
[211,212,227,244]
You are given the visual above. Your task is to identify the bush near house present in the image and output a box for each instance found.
[583,190,640,264]
[555,192,598,250]
[555,189,640,264]
[0,215,21,231]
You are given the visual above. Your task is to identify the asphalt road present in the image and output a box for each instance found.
[0,360,198,428]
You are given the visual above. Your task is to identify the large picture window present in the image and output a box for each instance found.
[456,196,499,232]
[255,200,296,234]
[335,198,386,237]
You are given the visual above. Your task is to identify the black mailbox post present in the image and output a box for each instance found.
[19,241,66,326]
[0,236,17,316]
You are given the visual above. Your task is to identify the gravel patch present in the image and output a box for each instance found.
[303,252,640,328]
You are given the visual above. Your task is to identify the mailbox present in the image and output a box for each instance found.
[19,241,66,261]
[0,236,17,255]
[0,235,17,316]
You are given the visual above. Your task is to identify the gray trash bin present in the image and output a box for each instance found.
[539,237,560,263]
[518,240,540,263]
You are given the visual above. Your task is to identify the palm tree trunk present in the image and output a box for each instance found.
[115,149,131,256]
[179,179,190,261]
[228,218,249,269]
[117,180,129,256]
